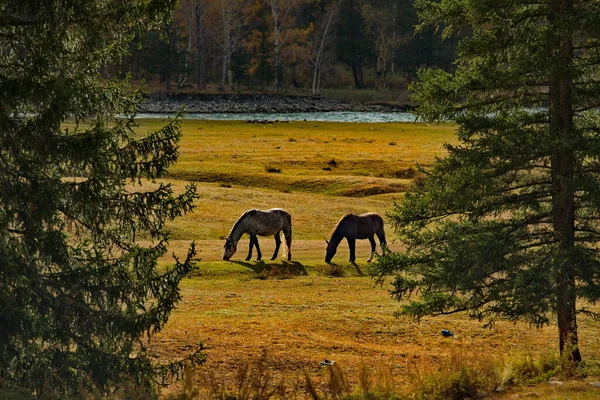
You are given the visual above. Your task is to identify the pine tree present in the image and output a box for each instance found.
[132,21,190,90]
[391,0,457,76]
[334,0,373,89]
[0,0,201,396]
[372,0,600,365]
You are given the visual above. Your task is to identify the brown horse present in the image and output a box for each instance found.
[223,208,292,261]
[325,212,387,265]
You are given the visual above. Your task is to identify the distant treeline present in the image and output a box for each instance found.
[117,0,456,93]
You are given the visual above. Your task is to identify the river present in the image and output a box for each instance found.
[135,111,417,123]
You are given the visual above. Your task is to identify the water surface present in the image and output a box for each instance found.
[135,111,416,123]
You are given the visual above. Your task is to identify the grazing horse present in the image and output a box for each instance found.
[325,212,387,265]
[223,208,292,261]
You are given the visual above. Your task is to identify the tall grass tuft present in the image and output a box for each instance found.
[170,349,569,400]
[327,364,351,400]
[405,348,501,400]
[501,352,560,385]
[358,363,372,397]
[304,371,321,400]
[193,350,285,400]
[182,361,199,399]
[353,363,396,399]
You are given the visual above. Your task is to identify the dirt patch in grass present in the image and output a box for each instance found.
[333,182,408,197]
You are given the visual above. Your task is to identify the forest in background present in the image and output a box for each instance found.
[115,0,456,94]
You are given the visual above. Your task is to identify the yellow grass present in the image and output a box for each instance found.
[152,119,451,196]
[127,119,600,398]
[161,181,403,241]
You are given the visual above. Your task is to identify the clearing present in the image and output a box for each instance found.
[135,119,600,398]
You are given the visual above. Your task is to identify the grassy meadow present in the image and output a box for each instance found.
[137,119,600,399]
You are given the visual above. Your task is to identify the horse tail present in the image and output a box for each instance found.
[376,214,388,251]
[283,211,292,259]
[281,231,288,255]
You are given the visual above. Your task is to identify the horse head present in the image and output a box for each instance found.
[223,237,237,261]
[324,239,336,264]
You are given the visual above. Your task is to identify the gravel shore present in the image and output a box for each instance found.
[137,92,411,114]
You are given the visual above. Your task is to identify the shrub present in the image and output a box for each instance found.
[0,389,33,400]
[503,353,560,385]
[265,165,282,173]
[406,348,501,400]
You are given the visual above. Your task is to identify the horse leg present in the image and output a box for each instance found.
[246,235,255,261]
[284,226,292,261]
[347,237,357,266]
[271,232,281,260]
[254,235,262,261]
[367,236,376,262]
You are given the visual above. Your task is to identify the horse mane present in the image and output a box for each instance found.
[229,209,258,238]
[329,214,354,241]
[334,214,354,227]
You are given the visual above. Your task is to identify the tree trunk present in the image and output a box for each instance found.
[391,3,397,74]
[179,14,193,89]
[194,0,206,90]
[312,65,320,94]
[219,1,231,92]
[317,68,322,93]
[351,66,360,89]
[550,0,581,366]
[357,64,365,89]
[271,0,280,93]
[311,7,335,95]
[219,51,227,92]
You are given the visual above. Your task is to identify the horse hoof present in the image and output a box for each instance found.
[245,257,251,261]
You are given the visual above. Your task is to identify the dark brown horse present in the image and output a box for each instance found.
[223,208,292,261]
[325,212,387,265]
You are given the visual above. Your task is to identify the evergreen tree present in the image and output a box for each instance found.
[133,22,190,90]
[392,0,456,76]
[254,31,274,90]
[0,0,201,397]
[231,47,251,89]
[334,0,373,89]
[372,0,600,366]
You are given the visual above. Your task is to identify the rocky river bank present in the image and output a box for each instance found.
[137,92,412,114]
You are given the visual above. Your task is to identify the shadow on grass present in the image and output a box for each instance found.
[315,262,366,277]
[231,260,308,278]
